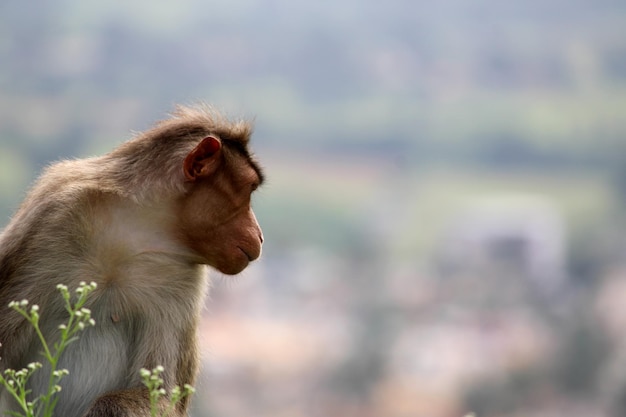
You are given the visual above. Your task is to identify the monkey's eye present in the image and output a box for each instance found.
[251,182,260,192]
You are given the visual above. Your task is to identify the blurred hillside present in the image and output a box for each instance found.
[1,0,626,416]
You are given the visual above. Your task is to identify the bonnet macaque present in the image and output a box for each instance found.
[0,105,264,417]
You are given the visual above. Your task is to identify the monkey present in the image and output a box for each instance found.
[0,104,264,417]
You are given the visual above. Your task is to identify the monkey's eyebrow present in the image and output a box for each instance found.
[249,159,265,186]
[223,138,264,186]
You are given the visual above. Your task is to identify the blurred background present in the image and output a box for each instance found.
[1,0,626,416]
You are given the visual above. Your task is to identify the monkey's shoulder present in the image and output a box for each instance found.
[11,158,120,226]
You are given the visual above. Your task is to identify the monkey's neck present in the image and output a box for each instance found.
[94,200,200,264]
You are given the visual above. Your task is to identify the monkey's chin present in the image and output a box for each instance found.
[210,251,250,275]
[214,262,248,276]
[207,245,261,275]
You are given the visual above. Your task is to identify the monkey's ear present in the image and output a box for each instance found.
[183,136,222,181]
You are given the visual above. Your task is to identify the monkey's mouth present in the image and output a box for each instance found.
[238,246,254,262]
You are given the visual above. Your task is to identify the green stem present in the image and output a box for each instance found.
[31,320,53,364]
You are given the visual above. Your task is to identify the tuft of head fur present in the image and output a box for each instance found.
[165,104,253,144]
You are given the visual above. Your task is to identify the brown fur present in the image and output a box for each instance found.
[0,105,264,417]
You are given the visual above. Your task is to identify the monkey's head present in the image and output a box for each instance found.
[176,135,264,275]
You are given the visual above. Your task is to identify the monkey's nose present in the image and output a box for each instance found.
[259,232,264,244]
